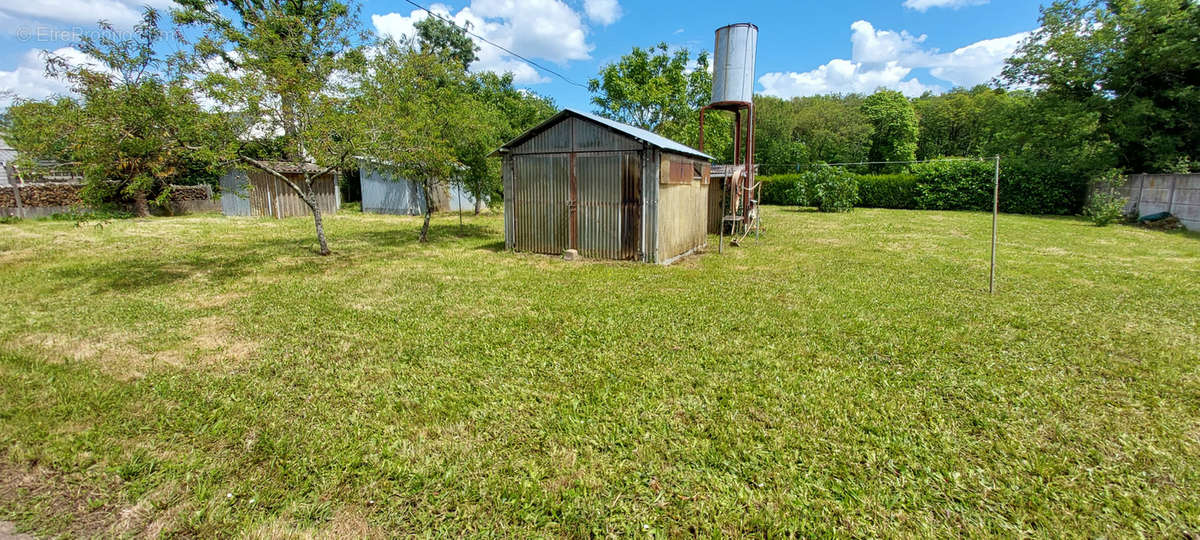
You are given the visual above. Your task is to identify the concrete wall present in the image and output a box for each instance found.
[1123,174,1200,230]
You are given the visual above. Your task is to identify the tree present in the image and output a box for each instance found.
[356,39,492,242]
[174,0,367,255]
[465,72,555,212]
[588,43,691,132]
[6,9,228,217]
[589,43,730,160]
[1003,0,1200,172]
[414,16,479,69]
[861,90,919,172]
[412,16,555,215]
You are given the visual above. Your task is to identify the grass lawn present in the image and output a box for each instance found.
[0,207,1197,537]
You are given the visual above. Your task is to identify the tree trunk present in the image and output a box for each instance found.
[474,191,482,215]
[307,185,331,255]
[420,179,432,243]
[133,190,150,217]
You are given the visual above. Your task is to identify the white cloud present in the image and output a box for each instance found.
[760,60,941,98]
[373,0,595,85]
[583,0,621,25]
[0,47,100,106]
[850,20,927,67]
[928,31,1029,87]
[0,0,176,29]
[903,0,988,12]
[758,20,1028,98]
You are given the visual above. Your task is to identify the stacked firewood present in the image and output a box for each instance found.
[1,183,84,208]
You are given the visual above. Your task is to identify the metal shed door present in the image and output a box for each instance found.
[511,154,570,255]
[576,152,641,260]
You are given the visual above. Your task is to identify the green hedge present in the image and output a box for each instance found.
[853,173,918,209]
[760,161,1087,215]
[759,174,804,205]
[999,166,1088,215]
[912,160,995,211]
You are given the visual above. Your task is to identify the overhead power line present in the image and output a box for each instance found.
[401,0,588,88]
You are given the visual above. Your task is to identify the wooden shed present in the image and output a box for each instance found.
[494,109,712,264]
[220,162,340,218]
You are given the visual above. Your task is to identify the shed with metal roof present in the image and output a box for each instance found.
[494,108,712,264]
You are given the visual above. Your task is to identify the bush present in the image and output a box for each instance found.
[1083,169,1129,226]
[814,170,859,212]
[853,173,919,209]
[759,174,804,205]
[784,167,858,212]
[912,160,994,211]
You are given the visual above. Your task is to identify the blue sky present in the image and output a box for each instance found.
[0,0,1046,109]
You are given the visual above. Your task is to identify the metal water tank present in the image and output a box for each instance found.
[711,23,758,105]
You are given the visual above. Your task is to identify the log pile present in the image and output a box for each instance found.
[0,183,84,208]
[168,185,212,201]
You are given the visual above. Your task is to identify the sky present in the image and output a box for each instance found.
[0,0,1047,109]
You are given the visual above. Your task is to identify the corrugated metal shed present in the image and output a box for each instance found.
[499,109,713,161]
[358,158,483,215]
[220,163,340,218]
[496,110,711,264]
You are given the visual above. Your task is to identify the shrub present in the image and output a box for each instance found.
[785,167,858,212]
[759,174,804,205]
[854,173,919,209]
[814,169,859,212]
[912,160,994,211]
[1083,169,1129,226]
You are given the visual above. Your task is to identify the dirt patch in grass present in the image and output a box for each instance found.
[0,460,192,538]
[156,315,260,369]
[0,460,122,537]
[10,332,150,381]
[246,507,385,539]
[9,317,258,379]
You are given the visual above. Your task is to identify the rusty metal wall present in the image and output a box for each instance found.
[514,118,573,154]
[503,157,514,249]
[575,152,641,260]
[510,154,569,255]
[513,117,642,155]
[574,119,643,153]
[642,149,659,262]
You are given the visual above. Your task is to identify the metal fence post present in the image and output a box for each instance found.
[989,155,1000,295]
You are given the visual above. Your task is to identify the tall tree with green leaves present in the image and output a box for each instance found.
[1002,0,1199,172]
[414,16,479,69]
[861,90,919,172]
[588,43,730,159]
[6,9,228,217]
[356,39,493,242]
[465,72,555,212]
[174,0,367,255]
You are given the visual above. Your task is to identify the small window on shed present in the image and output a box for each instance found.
[661,157,705,185]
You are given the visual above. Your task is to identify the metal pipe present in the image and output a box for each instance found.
[990,155,999,295]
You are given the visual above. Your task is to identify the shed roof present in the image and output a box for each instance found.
[496,108,713,161]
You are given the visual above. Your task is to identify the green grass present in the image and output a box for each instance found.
[0,208,1197,537]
